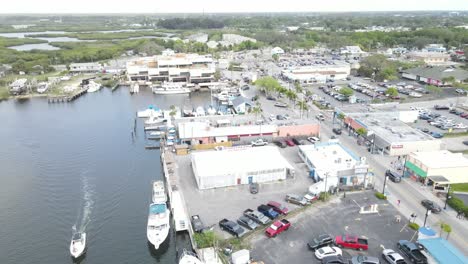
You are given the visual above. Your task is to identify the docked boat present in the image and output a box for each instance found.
[86,81,101,93]
[145,125,166,131]
[179,249,203,264]
[130,83,140,94]
[147,202,170,249]
[70,232,86,258]
[152,82,191,95]
[36,82,49,94]
[149,131,165,138]
[138,108,162,118]
[206,106,217,116]
[152,181,167,204]
[145,116,166,125]
[195,107,206,117]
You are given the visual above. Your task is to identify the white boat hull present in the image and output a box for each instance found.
[153,88,191,95]
[138,109,160,118]
[70,233,86,258]
[147,223,170,249]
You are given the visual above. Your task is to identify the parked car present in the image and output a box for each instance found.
[274,102,288,108]
[237,216,258,230]
[335,235,368,250]
[308,234,334,251]
[316,114,325,121]
[257,204,279,219]
[265,219,291,237]
[386,170,401,183]
[191,215,204,233]
[284,139,295,146]
[241,85,250,90]
[382,249,407,264]
[307,136,320,143]
[421,199,441,213]
[321,255,346,264]
[249,183,259,194]
[243,209,270,224]
[267,201,289,215]
[434,105,449,110]
[292,138,301,145]
[285,194,308,206]
[273,140,287,148]
[266,95,277,101]
[315,246,342,260]
[332,128,342,135]
[349,256,380,264]
[463,140,468,146]
[219,219,245,238]
[397,240,428,264]
[430,132,443,138]
[251,139,268,147]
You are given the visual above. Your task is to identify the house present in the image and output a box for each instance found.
[402,66,468,86]
[271,47,285,56]
[231,96,253,114]
[424,44,446,53]
[407,52,450,65]
[69,62,103,73]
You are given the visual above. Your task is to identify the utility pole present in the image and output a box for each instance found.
[444,185,451,210]
[423,208,431,227]
[382,174,388,195]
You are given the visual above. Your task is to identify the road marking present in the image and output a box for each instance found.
[400,223,408,233]
[355,218,361,221]
[353,199,361,207]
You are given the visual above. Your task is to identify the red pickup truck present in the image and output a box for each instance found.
[265,219,290,237]
[335,235,368,250]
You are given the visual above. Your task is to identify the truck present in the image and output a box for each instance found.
[397,240,428,264]
[335,235,368,250]
[251,139,268,147]
[257,204,279,219]
[243,209,270,224]
[265,219,291,237]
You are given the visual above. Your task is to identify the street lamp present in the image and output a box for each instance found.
[382,175,388,195]
[423,208,431,227]
[444,185,451,210]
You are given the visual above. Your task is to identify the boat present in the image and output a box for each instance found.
[195,107,206,117]
[152,181,167,204]
[149,131,165,138]
[145,116,166,125]
[152,82,191,95]
[206,106,217,116]
[145,125,166,131]
[86,81,101,93]
[130,83,139,94]
[179,249,203,264]
[36,82,49,94]
[70,232,86,258]
[138,108,162,118]
[147,203,170,249]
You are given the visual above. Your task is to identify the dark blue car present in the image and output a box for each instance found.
[431,132,443,138]
[257,204,279,219]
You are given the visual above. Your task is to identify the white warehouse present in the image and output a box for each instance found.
[281,62,351,82]
[191,146,294,190]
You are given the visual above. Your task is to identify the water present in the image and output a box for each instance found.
[0,87,210,264]
[8,43,61,51]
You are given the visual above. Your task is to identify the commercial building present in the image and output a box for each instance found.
[340,46,367,57]
[298,142,372,188]
[191,146,294,190]
[341,111,442,156]
[424,44,446,53]
[407,52,450,65]
[126,52,216,85]
[281,62,351,82]
[404,150,468,185]
[69,62,103,73]
[402,66,468,86]
[418,237,467,264]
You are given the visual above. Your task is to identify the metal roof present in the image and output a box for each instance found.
[403,66,468,81]
[418,238,468,264]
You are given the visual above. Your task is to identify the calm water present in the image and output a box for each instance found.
[0,87,209,264]
[9,43,61,51]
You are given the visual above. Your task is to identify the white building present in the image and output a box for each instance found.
[281,62,351,82]
[271,47,285,56]
[298,142,372,187]
[126,53,216,85]
[69,62,102,73]
[340,46,366,56]
[222,34,257,45]
[191,146,294,190]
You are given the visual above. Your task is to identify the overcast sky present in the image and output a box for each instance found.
[1,0,468,13]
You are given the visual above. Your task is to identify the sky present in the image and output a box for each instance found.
[1,0,468,13]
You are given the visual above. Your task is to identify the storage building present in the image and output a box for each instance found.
[191,146,294,190]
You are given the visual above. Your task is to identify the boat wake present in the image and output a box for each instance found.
[74,172,95,233]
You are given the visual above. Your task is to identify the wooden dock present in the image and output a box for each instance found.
[47,87,88,103]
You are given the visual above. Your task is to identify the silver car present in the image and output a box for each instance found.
[349,255,380,264]
[382,249,407,264]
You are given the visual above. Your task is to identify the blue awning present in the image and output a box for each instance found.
[418,238,468,264]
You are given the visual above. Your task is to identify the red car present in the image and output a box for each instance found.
[334,235,368,250]
[265,219,291,237]
[284,139,295,146]
[267,201,289,215]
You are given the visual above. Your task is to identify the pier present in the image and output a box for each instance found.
[47,87,89,103]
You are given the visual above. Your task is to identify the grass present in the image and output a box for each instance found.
[375,192,387,200]
[451,183,468,193]
[408,222,420,231]
[0,86,9,100]
[443,131,468,138]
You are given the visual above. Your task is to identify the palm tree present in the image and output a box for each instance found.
[251,102,263,119]
[169,105,177,120]
[285,90,297,104]
[297,100,309,119]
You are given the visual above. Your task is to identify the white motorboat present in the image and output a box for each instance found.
[130,83,140,94]
[179,249,203,264]
[147,203,170,250]
[149,131,165,138]
[206,106,217,116]
[36,82,49,94]
[152,181,167,204]
[152,82,191,95]
[138,108,162,118]
[70,232,86,258]
[86,81,101,93]
[195,107,206,117]
[145,116,166,125]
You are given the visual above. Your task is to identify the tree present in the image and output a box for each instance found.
[441,76,456,85]
[214,69,221,81]
[356,128,367,136]
[285,90,297,103]
[427,85,443,97]
[294,81,303,94]
[251,102,263,119]
[297,100,309,119]
[169,105,177,120]
[358,54,398,81]
[272,53,279,62]
[339,87,354,97]
[439,222,452,240]
[254,76,282,96]
[385,87,398,97]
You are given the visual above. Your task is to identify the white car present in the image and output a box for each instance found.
[314,246,342,260]
[382,249,406,264]
[307,136,320,143]
[454,123,468,129]
[251,139,268,147]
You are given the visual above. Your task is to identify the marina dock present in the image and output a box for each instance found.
[47,87,89,103]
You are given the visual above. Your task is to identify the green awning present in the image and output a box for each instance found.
[405,161,427,177]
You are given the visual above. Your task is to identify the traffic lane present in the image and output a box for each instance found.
[318,118,468,254]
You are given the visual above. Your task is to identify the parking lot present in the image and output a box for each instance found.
[249,191,415,264]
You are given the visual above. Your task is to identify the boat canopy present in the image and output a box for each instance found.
[72,233,82,240]
[150,203,167,214]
